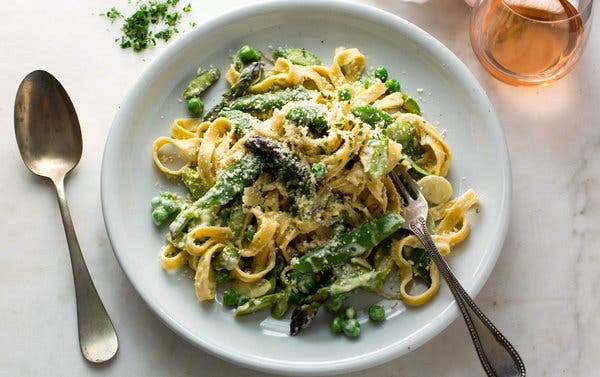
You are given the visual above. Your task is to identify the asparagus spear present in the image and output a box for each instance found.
[204,61,264,121]
[291,213,404,273]
[169,153,264,238]
[272,46,322,66]
[244,136,315,196]
[228,88,315,115]
[350,104,394,128]
[285,105,329,134]
[182,67,220,100]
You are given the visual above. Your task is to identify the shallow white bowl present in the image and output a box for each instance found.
[101,1,511,375]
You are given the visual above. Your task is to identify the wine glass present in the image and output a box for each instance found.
[469,0,594,86]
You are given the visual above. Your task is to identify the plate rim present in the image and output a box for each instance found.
[101,1,511,375]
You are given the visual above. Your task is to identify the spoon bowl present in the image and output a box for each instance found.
[15,70,82,180]
[14,70,118,363]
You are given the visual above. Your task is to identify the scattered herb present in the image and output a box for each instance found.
[102,0,195,52]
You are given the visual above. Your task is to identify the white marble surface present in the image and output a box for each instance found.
[1,0,598,376]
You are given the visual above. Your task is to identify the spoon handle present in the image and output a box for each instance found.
[53,177,118,363]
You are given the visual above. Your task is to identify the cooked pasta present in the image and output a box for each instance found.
[151,45,479,336]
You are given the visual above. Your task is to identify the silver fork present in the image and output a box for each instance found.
[390,168,526,377]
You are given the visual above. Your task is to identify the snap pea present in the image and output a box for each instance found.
[342,318,360,337]
[387,120,423,160]
[204,62,264,121]
[368,304,386,322]
[182,67,220,100]
[234,291,288,317]
[181,166,208,200]
[350,104,394,128]
[404,246,432,286]
[374,67,388,82]
[270,286,291,319]
[212,245,239,271]
[366,128,388,180]
[285,106,329,134]
[229,88,315,115]
[307,269,391,303]
[401,93,421,115]
[385,78,401,93]
[291,213,404,273]
[272,46,322,66]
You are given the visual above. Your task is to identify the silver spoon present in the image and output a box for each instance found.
[14,70,118,363]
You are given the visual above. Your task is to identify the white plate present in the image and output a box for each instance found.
[101,1,510,375]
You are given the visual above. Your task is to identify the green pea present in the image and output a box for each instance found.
[223,289,238,306]
[368,304,385,322]
[216,269,231,283]
[374,67,388,82]
[337,88,352,101]
[238,45,261,64]
[187,97,204,117]
[344,307,356,319]
[330,316,344,334]
[342,318,361,337]
[385,78,401,93]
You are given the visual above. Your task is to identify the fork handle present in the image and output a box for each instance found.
[409,217,526,377]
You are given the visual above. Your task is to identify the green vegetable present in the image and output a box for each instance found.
[344,307,356,319]
[363,77,381,89]
[226,197,245,241]
[213,245,239,271]
[290,302,321,336]
[218,109,257,135]
[267,256,284,294]
[272,46,322,66]
[183,3,192,12]
[311,162,327,178]
[342,318,360,337]
[368,304,385,322]
[404,247,432,286]
[285,106,329,134]
[229,88,315,115]
[350,104,394,128]
[244,136,315,196]
[338,88,352,101]
[297,274,318,294]
[309,269,391,303]
[223,289,238,306]
[324,291,352,313]
[374,67,388,82]
[244,225,257,242]
[291,213,404,273]
[182,67,220,100]
[270,287,291,319]
[366,128,389,180]
[197,153,264,208]
[181,166,207,200]
[234,291,287,316]
[169,153,264,238]
[187,97,204,117]
[237,45,262,64]
[330,316,344,334]
[151,192,187,225]
[385,78,401,93]
[216,269,230,283]
[387,121,423,160]
[401,93,421,115]
[204,61,264,121]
